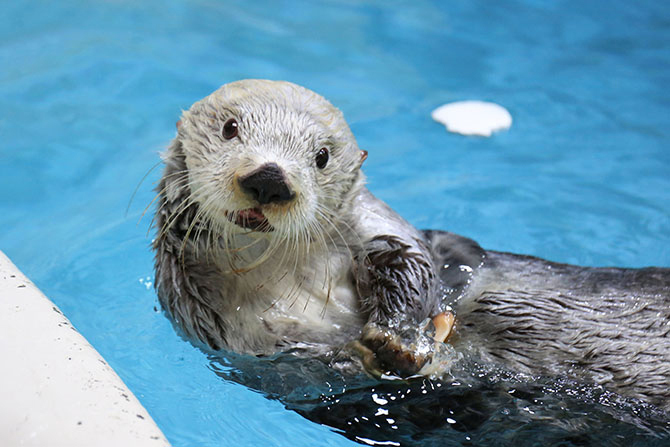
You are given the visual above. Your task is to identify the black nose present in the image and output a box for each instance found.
[238,163,295,205]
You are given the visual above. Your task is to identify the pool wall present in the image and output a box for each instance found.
[0,250,169,446]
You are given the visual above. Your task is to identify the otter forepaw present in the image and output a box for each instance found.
[360,323,429,378]
[356,312,456,379]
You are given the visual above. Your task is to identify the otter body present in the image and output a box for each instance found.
[153,80,670,410]
[424,231,670,409]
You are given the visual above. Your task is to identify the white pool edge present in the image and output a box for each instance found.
[0,251,170,447]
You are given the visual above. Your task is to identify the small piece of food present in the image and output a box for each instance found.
[432,311,455,343]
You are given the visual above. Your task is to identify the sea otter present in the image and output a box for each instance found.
[153,79,670,410]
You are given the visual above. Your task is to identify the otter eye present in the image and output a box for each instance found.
[315,148,329,169]
[222,118,238,140]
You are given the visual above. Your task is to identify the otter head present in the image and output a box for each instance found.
[163,80,366,266]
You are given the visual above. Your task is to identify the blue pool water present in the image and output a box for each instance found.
[1,0,669,445]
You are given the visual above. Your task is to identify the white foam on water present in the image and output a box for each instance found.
[431,100,512,137]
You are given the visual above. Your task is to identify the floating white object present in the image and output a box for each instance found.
[431,100,512,137]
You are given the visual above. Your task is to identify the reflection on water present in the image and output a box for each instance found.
[210,351,670,446]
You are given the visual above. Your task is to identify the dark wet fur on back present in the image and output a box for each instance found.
[423,230,670,410]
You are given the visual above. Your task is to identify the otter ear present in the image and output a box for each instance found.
[359,150,368,167]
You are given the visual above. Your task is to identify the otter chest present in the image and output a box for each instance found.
[224,250,365,352]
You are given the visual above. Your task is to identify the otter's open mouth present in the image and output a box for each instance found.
[226,208,274,232]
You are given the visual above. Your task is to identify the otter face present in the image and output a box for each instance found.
[171,80,364,247]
